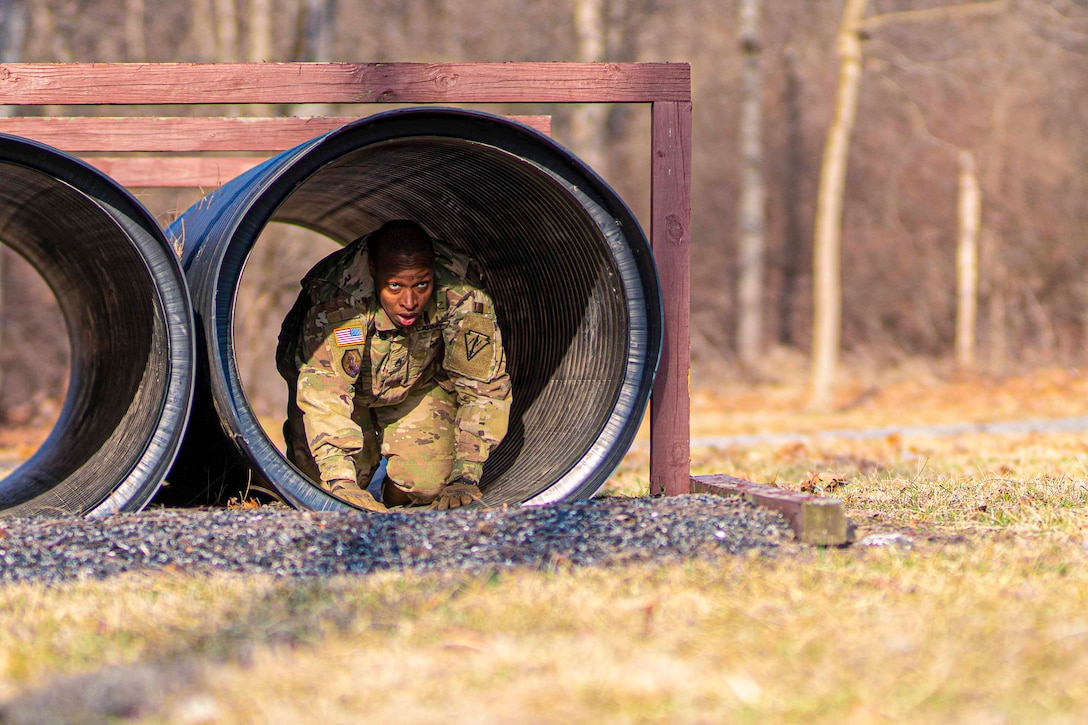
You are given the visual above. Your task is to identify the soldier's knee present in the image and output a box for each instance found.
[384,455,452,503]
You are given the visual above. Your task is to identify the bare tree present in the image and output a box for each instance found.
[248,0,272,62]
[0,0,26,65]
[301,0,337,60]
[810,0,1011,407]
[293,0,338,115]
[955,149,981,372]
[0,0,27,411]
[124,0,145,60]
[571,0,608,172]
[981,78,1013,375]
[214,0,238,61]
[776,46,805,350]
[187,0,217,61]
[736,0,765,371]
[247,0,274,115]
[809,0,867,410]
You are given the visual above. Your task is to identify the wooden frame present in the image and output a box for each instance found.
[0,62,692,496]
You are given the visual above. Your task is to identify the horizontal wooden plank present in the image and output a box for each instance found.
[0,63,690,105]
[0,114,552,151]
[691,474,852,546]
[83,156,262,187]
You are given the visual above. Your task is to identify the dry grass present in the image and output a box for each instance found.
[6,364,1088,722]
[5,545,1088,723]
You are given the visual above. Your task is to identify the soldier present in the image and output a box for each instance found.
[275,220,512,513]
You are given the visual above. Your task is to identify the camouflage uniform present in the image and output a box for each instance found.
[275,234,511,505]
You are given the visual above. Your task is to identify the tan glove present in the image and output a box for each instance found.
[430,477,483,511]
[328,480,388,513]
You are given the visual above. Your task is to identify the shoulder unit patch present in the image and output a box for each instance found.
[446,312,499,382]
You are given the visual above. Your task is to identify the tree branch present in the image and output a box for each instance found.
[860,0,1008,32]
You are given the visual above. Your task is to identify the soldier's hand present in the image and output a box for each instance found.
[430,477,483,510]
[328,480,388,513]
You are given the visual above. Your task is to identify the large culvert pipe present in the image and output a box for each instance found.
[166,108,661,511]
[0,134,194,517]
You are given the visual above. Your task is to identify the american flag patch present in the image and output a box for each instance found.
[333,325,364,347]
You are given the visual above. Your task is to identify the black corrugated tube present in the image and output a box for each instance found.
[166,108,661,510]
[0,134,195,517]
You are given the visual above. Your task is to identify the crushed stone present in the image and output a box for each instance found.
[0,494,795,583]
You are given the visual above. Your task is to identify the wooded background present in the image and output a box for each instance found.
[0,0,1085,425]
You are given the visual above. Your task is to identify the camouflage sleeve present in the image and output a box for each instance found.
[295,291,367,485]
[442,285,512,482]
[275,288,310,382]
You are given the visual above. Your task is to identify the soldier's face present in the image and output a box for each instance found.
[373,258,434,328]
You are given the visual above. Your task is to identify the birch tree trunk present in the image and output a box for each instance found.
[736,0,765,370]
[955,149,981,372]
[571,0,608,173]
[809,0,867,410]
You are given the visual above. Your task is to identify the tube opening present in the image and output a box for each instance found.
[234,224,339,460]
[0,244,67,482]
[0,143,193,517]
[172,109,660,510]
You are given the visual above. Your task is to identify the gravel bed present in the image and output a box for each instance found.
[0,494,794,583]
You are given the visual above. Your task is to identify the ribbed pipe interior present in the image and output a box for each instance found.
[0,140,193,517]
[274,139,632,502]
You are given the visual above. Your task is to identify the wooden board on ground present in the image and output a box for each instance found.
[691,473,851,546]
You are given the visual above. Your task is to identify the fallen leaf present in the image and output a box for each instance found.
[826,477,849,491]
[800,471,822,493]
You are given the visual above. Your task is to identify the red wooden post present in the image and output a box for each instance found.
[650,100,693,496]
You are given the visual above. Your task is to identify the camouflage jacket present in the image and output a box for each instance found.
[277,235,512,486]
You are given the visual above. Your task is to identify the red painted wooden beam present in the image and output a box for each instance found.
[0,62,691,105]
[0,115,552,151]
[691,474,851,546]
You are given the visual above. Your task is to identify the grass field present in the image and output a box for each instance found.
[4,364,1088,722]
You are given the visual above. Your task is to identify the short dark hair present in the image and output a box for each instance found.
[369,220,435,272]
